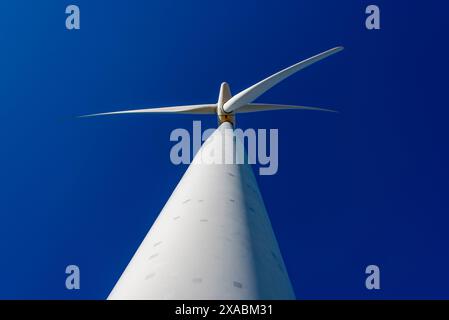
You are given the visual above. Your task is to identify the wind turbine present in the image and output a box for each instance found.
[83,46,343,300]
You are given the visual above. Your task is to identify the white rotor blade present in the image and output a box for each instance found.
[236,103,338,113]
[80,104,217,118]
[223,46,343,113]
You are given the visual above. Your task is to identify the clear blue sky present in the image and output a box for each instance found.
[1,0,449,299]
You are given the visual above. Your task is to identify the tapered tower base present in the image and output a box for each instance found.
[108,122,295,299]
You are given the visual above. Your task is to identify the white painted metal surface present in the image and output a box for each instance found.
[108,122,295,299]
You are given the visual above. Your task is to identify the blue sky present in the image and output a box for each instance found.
[1,1,449,299]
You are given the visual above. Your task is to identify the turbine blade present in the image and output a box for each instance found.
[79,104,217,118]
[223,46,344,113]
[236,103,338,113]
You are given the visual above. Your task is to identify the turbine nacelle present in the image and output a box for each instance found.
[80,46,344,126]
[216,82,235,125]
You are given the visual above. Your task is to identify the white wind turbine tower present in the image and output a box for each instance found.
[83,46,343,299]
